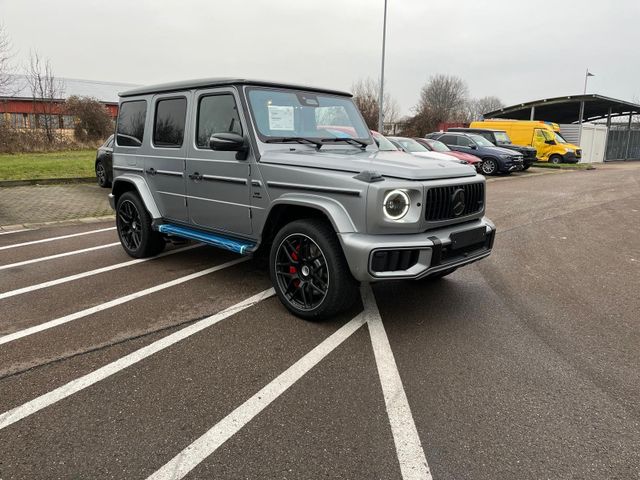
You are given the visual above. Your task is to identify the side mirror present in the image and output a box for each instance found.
[469,144,478,150]
[545,139,556,145]
[210,132,249,159]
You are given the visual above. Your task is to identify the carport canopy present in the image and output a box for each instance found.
[484,94,640,124]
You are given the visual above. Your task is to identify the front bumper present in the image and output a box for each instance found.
[562,152,579,163]
[338,217,495,282]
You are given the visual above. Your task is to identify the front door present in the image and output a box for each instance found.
[145,94,190,222]
[533,128,553,160]
[185,88,252,235]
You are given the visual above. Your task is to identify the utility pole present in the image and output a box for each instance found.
[377,0,388,133]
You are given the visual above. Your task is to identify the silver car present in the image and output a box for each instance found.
[109,78,495,320]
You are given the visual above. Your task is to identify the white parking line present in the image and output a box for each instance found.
[146,313,367,480]
[0,257,248,346]
[0,227,116,250]
[0,242,121,271]
[363,284,432,480]
[0,288,274,431]
[0,244,202,300]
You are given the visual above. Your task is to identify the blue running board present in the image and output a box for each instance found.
[158,224,256,255]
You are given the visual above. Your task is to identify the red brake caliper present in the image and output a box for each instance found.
[290,243,301,288]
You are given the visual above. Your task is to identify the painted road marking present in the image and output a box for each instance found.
[146,313,368,480]
[0,257,248,346]
[0,227,116,250]
[0,289,274,431]
[0,244,202,300]
[363,284,432,480]
[0,242,121,271]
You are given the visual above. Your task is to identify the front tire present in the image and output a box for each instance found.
[269,219,357,320]
[116,191,165,258]
[549,155,563,164]
[481,158,498,176]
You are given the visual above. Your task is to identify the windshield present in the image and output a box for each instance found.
[392,137,429,153]
[493,131,511,144]
[469,134,494,147]
[554,132,568,144]
[372,132,398,151]
[247,87,371,144]
[426,139,450,152]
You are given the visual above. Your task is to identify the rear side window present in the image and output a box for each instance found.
[116,100,147,147]
[154,97,187,148]
[196,94,242,148]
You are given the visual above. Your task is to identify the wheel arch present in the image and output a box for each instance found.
[111,175,161,219]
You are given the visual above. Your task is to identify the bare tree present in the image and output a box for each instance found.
[409,74,469,135]
[26,50,64,142]
[465,96,505,121]
[0,24,14,96]
[352,77,399,131]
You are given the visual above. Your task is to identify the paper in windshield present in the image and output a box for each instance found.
[268,106,294,131]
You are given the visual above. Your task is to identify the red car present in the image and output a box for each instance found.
[414,138,482,171]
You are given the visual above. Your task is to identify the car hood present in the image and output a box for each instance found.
[444,150,481,163]
[259,148,476,180]
[483,146,523,156]
[411,151,461,162]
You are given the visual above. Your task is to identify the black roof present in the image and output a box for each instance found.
[119,77,352,98]
[450,127,507,133]
[485,94,640,124]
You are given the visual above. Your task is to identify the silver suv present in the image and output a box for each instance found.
[109,78,495,320]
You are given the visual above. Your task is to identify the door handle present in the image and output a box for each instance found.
[145,167,156,175]
[188,172,203,181]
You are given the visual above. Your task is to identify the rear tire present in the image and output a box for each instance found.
[116,191,165,258]
[269,219,357,320]
[96,161,111,188]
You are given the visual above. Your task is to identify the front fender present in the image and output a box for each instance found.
[267,193,358,233]
[111,174,161,219]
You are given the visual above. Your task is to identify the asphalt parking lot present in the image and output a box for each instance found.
[0,163,639,479]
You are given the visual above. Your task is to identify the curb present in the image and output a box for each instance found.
[0,214,115,233]
[0,177,96,188]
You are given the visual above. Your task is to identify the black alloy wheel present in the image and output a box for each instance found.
[96,161,109,187]
[116,191,165,258]
[118,199,142,251]
[274,233,329,312]
[269,219,357,320]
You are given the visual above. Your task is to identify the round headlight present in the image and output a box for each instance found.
[383,190,410,220]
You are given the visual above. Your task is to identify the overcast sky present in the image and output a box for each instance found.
[2,0,639,115]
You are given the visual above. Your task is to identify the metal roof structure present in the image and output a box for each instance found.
[484,94,640,124]
[0,74,137,104]
[119,77,352,98]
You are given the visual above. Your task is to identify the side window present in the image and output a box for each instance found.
[440,135,457,145]
[117,100,147,147]
[153,97,187,148]
[196,94,242,148]
[457,136,473,147]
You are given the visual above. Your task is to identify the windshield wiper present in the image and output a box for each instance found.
[265,137,322,149]
[321,138,368,149]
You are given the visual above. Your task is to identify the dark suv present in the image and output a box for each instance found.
[426,132,523,176]
[448,128,537,170]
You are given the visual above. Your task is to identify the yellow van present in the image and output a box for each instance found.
[470,120,582,163]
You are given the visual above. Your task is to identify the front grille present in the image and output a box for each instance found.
[371,249,419,273]
[424,183,484,222]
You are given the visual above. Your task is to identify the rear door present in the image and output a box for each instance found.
[185,87,252,235]
[145,94,190,222]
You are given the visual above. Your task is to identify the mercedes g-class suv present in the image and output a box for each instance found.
[109,78,495,320]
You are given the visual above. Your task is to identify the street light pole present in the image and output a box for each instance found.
[377,0,388,133]
[579,68,594,146]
